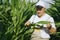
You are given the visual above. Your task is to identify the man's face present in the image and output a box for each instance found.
[36,6,45,17]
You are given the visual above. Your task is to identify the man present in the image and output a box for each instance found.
[25,0,56,40]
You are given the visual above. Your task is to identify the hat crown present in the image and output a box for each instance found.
[36,0,55,9]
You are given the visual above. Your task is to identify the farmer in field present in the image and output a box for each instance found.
[25,0,56,40]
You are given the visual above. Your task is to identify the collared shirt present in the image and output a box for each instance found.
[28,13,56,38]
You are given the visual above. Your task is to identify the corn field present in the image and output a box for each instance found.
[0,0,60,40]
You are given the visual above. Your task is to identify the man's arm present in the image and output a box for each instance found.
[25,15,35,26]
[49,28,56,34]
[46,24,56,34]
[25,21,31,26]
[46,17,57,34]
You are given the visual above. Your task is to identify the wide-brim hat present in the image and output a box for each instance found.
[35,0,55,9]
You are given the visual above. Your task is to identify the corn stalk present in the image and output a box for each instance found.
[0,0,60,40]
[0,0,35,40]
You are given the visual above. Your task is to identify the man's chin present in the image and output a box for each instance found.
[38,15,42,17]
[37,14,40,16]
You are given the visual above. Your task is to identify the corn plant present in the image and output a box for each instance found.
[46,0,60,40]
[0,0,60,40]
[0,0,36,40]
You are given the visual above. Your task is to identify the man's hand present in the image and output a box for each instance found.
[49,28,56,34]
[46,24,56,34]
[46,24,52,30]
[25,21,31,26]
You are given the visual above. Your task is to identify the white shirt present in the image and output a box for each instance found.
[28,14,56,38]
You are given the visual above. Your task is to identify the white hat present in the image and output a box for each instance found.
[36,0,55,9]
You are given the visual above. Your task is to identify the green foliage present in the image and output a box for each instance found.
[0,0,35,40]
[46,0,60,22]
[29,21,51,29]
[46,0,60,40]
[0,0,60,40]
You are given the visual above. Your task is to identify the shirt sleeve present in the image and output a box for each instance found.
[28,15,35,24]
[48,17,56,29]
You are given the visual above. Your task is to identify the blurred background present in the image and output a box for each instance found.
[0,0,60,40]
